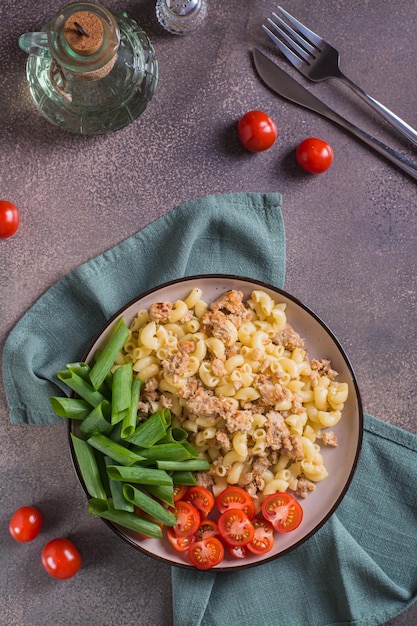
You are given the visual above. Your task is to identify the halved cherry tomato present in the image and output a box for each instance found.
[261,492,303,533]
[216,486,255,520]
[218,509,255,546]
[167,527,195,552]
[295,137,334,174]
[247,517,275,555]
[237,110,278,152]
[9,506,43,542]
[185,486,215,519]
[172,500,201,537]
[188,537,224,570]
[173,484,188,502]
[195,520,219,540]
[227,544,249,559]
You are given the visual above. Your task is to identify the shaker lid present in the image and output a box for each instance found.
[64,11,104,55]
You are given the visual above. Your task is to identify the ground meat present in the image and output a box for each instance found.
[144,377,159,392]
[212,358,228,377]
[208,290,250,328]
[265,410,291,450]
[293,475,316,499]
[321,431,338,447]
[215,429,232,451]
[201,310,239,346]
[195,472,214,489]
[255,374,293,406]
[159,394,173,409]
[161,349,190,379]
[225,409,253,434]
[182,386,236,422]
[274,323,305,350]
[149,302,173,322]
[280,434,304,460]
[310,358,339,380]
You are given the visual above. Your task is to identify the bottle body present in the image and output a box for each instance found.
[25,12,158,135]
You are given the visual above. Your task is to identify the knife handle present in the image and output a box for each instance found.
[321,105,417,182]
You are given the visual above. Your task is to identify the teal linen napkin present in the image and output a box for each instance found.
[172,413,417,626]
[2,191,416,626]
[2,192,284,424]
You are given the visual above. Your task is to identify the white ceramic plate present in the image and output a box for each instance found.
[69,275,363,570]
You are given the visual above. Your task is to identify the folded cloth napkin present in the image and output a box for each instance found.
[2,192,416,626]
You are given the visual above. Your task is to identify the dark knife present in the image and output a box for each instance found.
[253,48,417,182]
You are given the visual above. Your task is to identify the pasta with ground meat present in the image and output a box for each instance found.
[115,288,348,500]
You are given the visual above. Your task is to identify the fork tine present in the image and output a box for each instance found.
[276,6,323,49]
[262,24,307,70]
[267,13,315,60]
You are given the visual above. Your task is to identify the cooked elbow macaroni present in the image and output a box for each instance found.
[117,288,349,501]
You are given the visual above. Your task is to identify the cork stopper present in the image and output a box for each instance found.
[64,11,104,56]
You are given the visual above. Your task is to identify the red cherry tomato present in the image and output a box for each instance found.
[0,200,20,238]
[41,538,82,579]
[172,500,201,537]
[295,137,334,173]
[215,486,255,520]
[237,110,278,152]
[226,543,249,559]
[173,484,188,502]
[195,520,220,540]
[185,486,215,519]
[261,492,303,533]
[9,506,43,542]
[188,537,224,570]
[218,508,255,546]
[247,517,275,555]
[167,527,195,552]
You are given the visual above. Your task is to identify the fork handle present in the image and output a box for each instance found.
[340,74,417,148]
[319,103,417,182]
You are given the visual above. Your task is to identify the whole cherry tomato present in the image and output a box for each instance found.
[295,137,334,173]
[0,200,20,238]
[9,506,43,542]
[41,538,82,579]
[237,110,278,152]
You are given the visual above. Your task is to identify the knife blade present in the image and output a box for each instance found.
[253,48,417,182]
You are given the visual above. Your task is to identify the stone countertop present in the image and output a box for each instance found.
[1,1,416,624]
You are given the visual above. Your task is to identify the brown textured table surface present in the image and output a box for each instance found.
[1,1,416,625]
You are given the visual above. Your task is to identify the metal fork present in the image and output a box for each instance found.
[263,6,417,148]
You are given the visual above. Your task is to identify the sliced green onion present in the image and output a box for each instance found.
[88,498,163,538]
[171,471,198,486]
[106,465,173,486]
[87,433,145,466]
[111,362,133,425]
[121,378,141,439]
[104,456,134,512]
[145,484,175,507]
[89,317,130,391]
[158,426,188,443]
[50,397,91,419]
[156,459,210,472]
[70,433,107,500]
[126,411,167,448]
[136,443,199,463]
[122,484,176,526]
[80,400,112,438]
[57,369,106,407]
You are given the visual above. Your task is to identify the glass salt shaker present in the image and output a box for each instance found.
[156,0,207,35]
